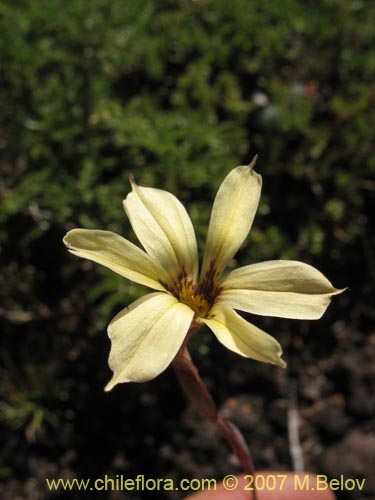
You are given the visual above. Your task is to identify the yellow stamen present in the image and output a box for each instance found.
[178,277,211,318]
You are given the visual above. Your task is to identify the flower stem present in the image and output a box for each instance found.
[172,346,258,500]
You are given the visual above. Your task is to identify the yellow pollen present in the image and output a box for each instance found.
[179,280,211,318]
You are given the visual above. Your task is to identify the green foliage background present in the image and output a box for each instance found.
[0,0,373,497]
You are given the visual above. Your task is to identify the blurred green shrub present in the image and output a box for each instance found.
[0,354,60,442]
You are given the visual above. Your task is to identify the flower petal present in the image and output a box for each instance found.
[63,229,165,291]
[124,180,198,282]
[220,260,345,319]
[105,292,194,389]
[200,158,262,281]
[203,305,286,367]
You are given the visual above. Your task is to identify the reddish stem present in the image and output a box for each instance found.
[172,346,257,500]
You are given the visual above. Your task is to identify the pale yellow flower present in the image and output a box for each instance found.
[63,159,343,390]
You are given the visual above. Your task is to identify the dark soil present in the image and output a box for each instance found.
[1,295,373,500]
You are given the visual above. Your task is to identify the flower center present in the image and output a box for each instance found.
[178,278,211,317]
[160,262,222,318]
